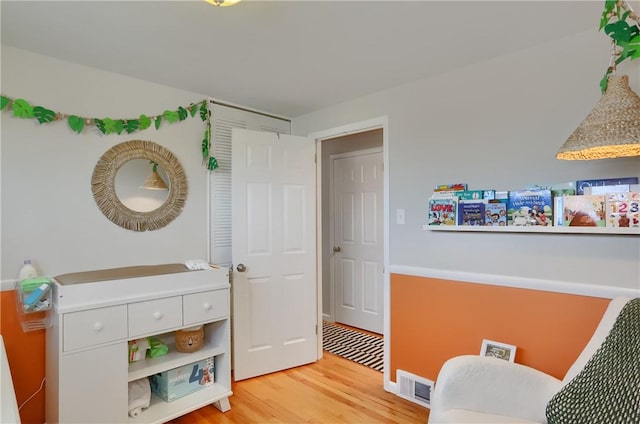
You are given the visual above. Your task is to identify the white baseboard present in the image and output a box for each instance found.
[385,379,397,395]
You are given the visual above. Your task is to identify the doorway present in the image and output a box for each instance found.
[330,148,384,333]
[320,129,384,334]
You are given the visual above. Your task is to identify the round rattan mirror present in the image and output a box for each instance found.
[91,140,188,231]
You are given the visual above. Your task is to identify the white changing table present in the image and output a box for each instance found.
[45,264,231,424]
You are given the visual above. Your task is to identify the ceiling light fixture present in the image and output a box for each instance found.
[556,0,640,160]
[205,0,241,6]
[140,162,169,191]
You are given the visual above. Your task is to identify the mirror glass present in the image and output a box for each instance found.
[114,159,170,212]
[91,140,188,232]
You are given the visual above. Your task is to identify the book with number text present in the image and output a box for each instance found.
[605,192,640,227]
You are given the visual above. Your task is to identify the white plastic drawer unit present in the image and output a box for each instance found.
[63,305,127,351]
[183,289,228,325]
[128,296,183,338]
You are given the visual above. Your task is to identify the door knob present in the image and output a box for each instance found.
[236,263,246,272]
[333,246,341,252]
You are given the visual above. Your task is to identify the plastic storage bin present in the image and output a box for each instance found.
[15,278,52,331]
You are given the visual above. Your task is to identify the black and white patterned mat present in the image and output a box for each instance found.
[322,321,384,372]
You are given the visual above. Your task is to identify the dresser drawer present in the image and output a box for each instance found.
[128,296,182,337]
[183,289,228,325]
[63,305,127,351]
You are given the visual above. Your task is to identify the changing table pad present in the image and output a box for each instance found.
[54,263,190,285]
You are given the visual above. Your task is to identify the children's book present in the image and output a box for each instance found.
[557,195,606,227]
[482,190,496,200]
[551,188,576,198]
[528,181,576,193]
[434,183,467,192]
[453,190,496,201]
[551,188,577,226]
[583,185,630,195]
[528,184,575,225]
[455,191,484,201]
[458,201,485,226]
[507,190,552,226]
[428,196,458,226]
[605,192,640,228]
[485,201,507,227]
[494,191,509,205]
[576,177,639,195]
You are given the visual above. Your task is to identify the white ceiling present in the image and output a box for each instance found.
[1,1,606,118]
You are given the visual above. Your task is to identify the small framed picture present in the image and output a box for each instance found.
[480,339,517,362]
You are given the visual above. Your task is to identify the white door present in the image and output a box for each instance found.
[332,149,384,334]
[232,128,317,381]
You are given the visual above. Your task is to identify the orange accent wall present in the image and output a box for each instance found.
[390,274,610,382]
[0,276,613,424]
[0,290,46,424]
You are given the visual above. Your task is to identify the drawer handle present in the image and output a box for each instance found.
[93,322,104,332]
[153,311,163,320]
[203,302,212,311]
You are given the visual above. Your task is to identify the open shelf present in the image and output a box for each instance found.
[128,342,225,382]
[427,225,640,235]
[128,385,232,424]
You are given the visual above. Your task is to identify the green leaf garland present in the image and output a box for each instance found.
[627,35,640,59]
[13,99,34,118]
[138,114,152,130]
[94,118,106,134]
[199,101,209,121]
[163,110,179,123]
[178,106,188,121]
[99,118,124,135]
[68,115,85,134]
[33,106,56,124]
[208,157,219,171]
[1,94,218,171]
[126,119,140,134]
[605,18,638,44]
[202,123,211,162]
[600,0,616,30]
[600,1,640,92]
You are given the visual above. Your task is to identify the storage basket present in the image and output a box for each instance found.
[174,325,204,353]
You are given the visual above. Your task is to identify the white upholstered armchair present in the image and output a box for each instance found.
[429,296,638,424]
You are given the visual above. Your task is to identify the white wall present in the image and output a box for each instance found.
[293,29,640,290]
[1,46,211,279]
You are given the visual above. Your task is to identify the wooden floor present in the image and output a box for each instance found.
[168,352,429,424]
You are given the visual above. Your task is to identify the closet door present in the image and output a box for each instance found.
[208,103,291,266]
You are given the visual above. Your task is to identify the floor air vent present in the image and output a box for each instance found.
[396,369,434,408]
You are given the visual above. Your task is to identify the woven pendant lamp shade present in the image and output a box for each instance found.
[557,75,640,160]
[140,170,169,190]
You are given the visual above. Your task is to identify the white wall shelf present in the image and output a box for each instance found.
[427,226,640,235]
